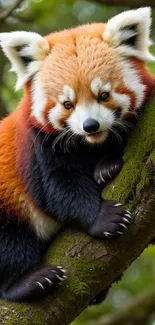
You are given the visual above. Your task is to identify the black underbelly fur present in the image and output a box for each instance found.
[0,118,136,302]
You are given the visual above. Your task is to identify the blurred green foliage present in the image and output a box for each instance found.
[0,1,155,325]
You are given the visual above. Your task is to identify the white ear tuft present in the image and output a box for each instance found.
[103,7,155,62]
[0,31,50,90]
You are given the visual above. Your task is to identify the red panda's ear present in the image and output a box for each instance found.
[103,7,155,62]
[0,31,50,91]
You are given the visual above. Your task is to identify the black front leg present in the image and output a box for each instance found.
[45,170,102,230]
[45,169,132,237]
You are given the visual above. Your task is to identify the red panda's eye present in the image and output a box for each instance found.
[99,92,110,101]
[64,101,74,110]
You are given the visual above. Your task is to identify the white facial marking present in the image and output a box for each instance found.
[122,61,146,109]
[59,94,67,103]
[67,101,115,137]
[31,77,47,125]
[111,90,131,113]
[59,85,76,104]
[64,85,75,102]
[91,78,112,97]
[48,103,63,130]
[91,77,103,96]
[102,82,112,92]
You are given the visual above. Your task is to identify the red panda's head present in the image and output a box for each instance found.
[0,7,154,144]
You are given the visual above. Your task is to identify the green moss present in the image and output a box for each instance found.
[0,301,47,325]
[148,45,155,74]
[5,315,28,325]
[104,89,155,210]
[45,231,90,264]
[151,150,155,167]
[45,232,77,263]
[136,165,150,193]
[63,258,104,303]
[33,313,45,325]
[45,230,105,300]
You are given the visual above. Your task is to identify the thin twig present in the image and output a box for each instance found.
[11,13,34,23]
[0,0,23,22]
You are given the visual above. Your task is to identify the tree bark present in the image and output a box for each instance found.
[0,89,155,324]
[90,0,155,8]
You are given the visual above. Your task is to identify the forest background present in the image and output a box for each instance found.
[0,1,155,325]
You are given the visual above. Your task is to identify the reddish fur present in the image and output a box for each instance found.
[41,25,154,127]
[0,23,154,221]
[131,59,155,103]
[45,23,105,46]
[43,99,61,134]
[0,85,30,218]
[0,83,46,220]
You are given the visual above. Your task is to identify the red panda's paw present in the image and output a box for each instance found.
[3,265,67,302]
[88,200,132,238]
[27,265,67,298]
[94,158,123,188]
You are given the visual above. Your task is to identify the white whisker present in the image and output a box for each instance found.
[41,133,50,154]
[115,120,130,134]
[31,122,50,149]
[65,132,76,153]
[20,124,34,146]
[52,128,71,152]
[109,127,122,143]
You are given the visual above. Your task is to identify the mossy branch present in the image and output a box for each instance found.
[0,90,155,325]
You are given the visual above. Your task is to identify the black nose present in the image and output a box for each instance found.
[83,118,100,133]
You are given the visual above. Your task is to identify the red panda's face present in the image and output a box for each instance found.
[0,8,154,144]
[38,39,130,143]
[37,34,152,144]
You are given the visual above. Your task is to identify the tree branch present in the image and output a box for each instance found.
[11,13,35,23]
[91,287,155,325]
[0,0,23,23]
[0,89,155,324]
[89,0,155,8]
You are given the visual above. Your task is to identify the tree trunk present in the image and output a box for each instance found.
[0,90,155,325]
[91,0,155,8]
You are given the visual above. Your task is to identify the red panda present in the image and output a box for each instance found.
[0,7,154,302]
